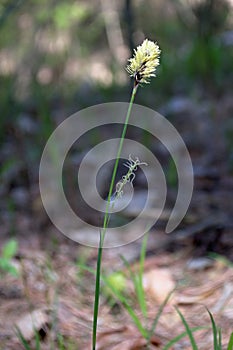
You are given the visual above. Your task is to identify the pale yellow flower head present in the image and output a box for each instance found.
[126,39,161,85]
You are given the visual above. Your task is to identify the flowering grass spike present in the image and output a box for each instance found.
[92,39,161,350]
[115,155,147,198]
[126,39,161,85]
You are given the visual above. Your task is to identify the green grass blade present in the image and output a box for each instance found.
[78,263,95,274]
[175,307,198,350]
[227,333,233,350]
[79,262,148,339]
[138,234,148,318]
[120,254,146,317]
[206,309,220,350]
[2,239,18,259]
[162,327,205,350]
[208,253,233,268]
[35,328,40,350]
[148,289,174,344]
[102,274,148,338]
[120,236,147,319]
[92,241,103,350]
[57,333,65,350]
[218,328,222,349]
[15,326,32,350]
[120,254,137,284]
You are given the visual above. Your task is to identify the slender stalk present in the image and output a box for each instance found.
[103,84,138,234]
[92,234,103,350]
[92,84,138,350]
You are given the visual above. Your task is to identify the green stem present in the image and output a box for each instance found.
[92,236,103,350]
[102,84,138,234]
[92,84,138,350]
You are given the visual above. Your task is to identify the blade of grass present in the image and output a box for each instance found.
[162,327,206,350]
[208,253,233,268]
[92,238,103,350]
[175,307,198,350]
[227,333,233,350]
[138,233,148,318]
[207,308,220,350]
[120,254,147,318]
[15,326,32,350]
[119,232,149,320]
[102,273,148,338]
[147,288,175,345]
[16,325,41,350]
[35,328,40,350]
[218,329,222,349]
[57,333,65,350]
[79,263,148,339]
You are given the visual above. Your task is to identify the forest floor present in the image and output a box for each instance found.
[1,207,233,349]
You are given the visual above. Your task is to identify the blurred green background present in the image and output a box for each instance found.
[0,0,233,238]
